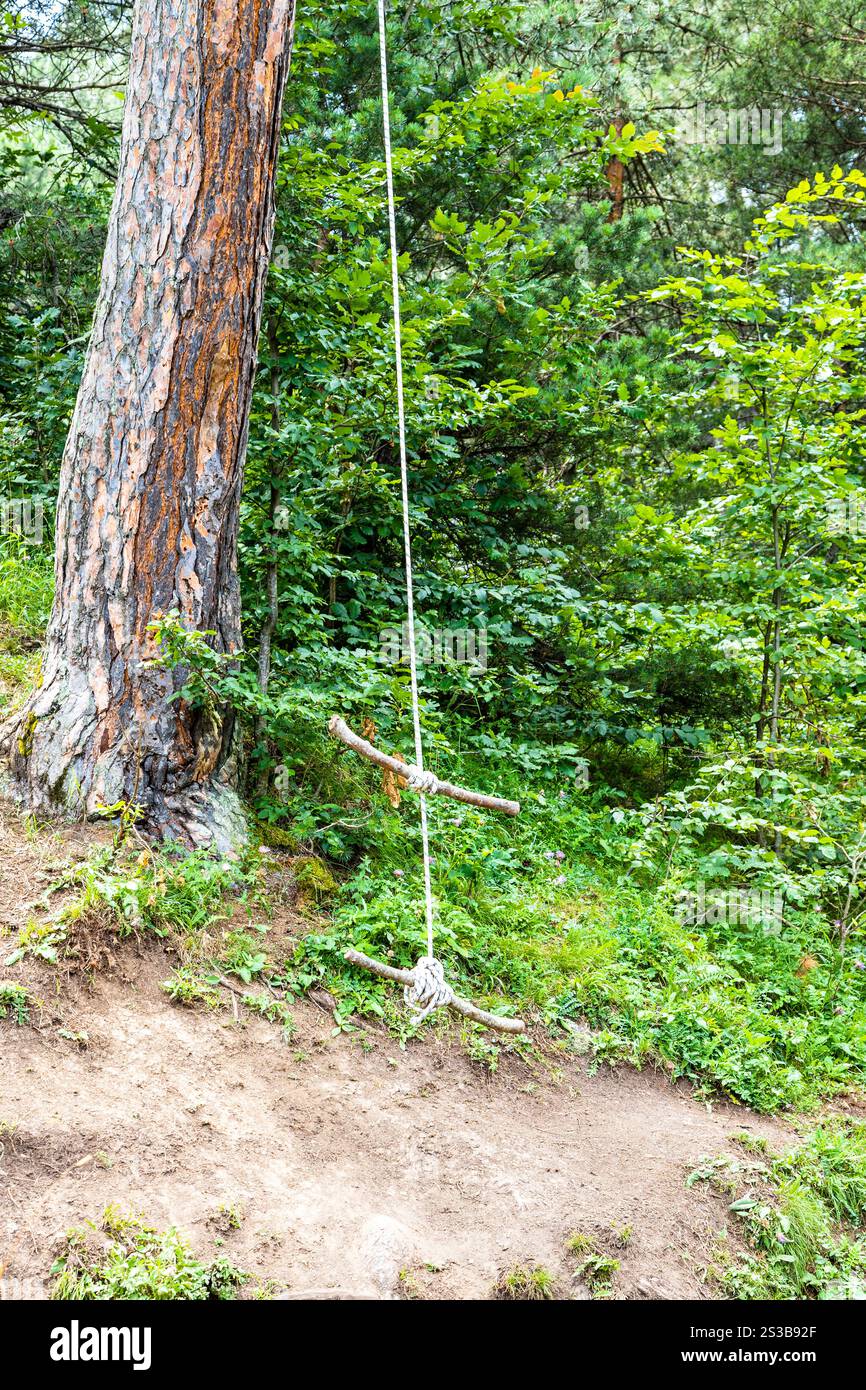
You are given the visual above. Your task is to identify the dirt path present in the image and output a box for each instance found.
[2,960,791,1300]
[0,806,791,1301]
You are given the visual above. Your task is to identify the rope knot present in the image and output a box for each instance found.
[405,765,439,795]
[404,955,453,1024]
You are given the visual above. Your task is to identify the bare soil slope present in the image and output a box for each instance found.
[0,804,790,1301]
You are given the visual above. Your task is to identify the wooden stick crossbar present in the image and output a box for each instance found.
[343,949,526,1033]
[328,716,520,817]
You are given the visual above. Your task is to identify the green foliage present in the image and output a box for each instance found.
[146,612,235,716]
[159,967,221,1010]
[0,540,53,701]
[233,4,669,802]
[617,174,866,961]
[4,915,66,966]
[0,980,29,1024]
[534,1,866,254]
[241,990,297,1042]
[577,1251,620,1298]
[691,1120,866,1299]
[219,926,269,983]
[57,846,252,939]
[268,773,865,1108]
[0,540,53,640]
[212,1202,244,1234]
[52,1207,246,1301]
[3,845,267,989]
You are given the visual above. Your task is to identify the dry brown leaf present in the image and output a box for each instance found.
[383,751,408,807]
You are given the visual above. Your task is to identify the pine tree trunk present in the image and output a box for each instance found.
[8,0,295,850]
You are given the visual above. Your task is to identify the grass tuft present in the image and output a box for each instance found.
[492,1262,558,1301]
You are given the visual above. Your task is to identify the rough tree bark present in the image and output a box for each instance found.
[7,0,296,850]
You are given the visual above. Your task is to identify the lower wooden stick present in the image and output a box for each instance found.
[344,948,526,1034]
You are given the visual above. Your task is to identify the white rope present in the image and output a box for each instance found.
[377,0,445,1014]
[404,955,454,1024]
[404,765,439,795]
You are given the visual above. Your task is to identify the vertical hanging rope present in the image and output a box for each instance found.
[376,0,435,963]
[334,1,525,1034]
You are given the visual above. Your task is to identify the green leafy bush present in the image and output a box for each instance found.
[690,1120,866,1299]
[52,1208,246,1301]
